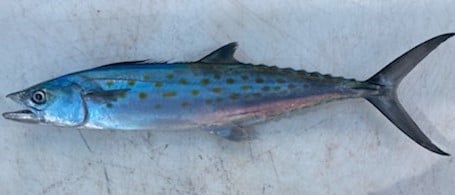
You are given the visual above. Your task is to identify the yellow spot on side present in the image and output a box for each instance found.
[191,90,199,96]
[226,78,234,84]
[262,86,270,92]
[127,80,136,86]
[139,92,147,99]
[241,85,251,90]
[118,91,127,98]
[181,102,189,107]
[229,93,239,100]
[105,80,114,87]
[256,78,264,83]
[201,78,210,86]
[277,78,286,83]
[155,81,163,87]
[212,88,222,93]
[143,74,152,80]
[179,78,188,85]
[162,91,177,97]
[166,73,174,79]
[205,99,213,104]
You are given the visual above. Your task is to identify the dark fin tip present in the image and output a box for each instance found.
[436,149,450,156]
[440,32,455,37]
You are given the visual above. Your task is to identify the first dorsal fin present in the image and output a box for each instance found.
[94,60,148,69]
[199,42,239,64]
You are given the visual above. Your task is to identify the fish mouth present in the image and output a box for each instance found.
[3,92,41,123]
[2,109,40,123]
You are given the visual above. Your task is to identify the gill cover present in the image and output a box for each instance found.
[42,84,87,127]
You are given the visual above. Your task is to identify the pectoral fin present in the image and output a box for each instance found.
[209,124,256,141]
[83,89,130,103]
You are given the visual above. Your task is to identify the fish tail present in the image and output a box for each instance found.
[365,33,454,156]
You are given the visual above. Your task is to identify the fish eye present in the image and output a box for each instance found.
[31,90,46,104]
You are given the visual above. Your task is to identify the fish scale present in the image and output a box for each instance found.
[69,61,370,131]
[84,64,352,103]
[3,34,454,155]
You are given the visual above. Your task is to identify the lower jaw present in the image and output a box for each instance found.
[2,109,40,123]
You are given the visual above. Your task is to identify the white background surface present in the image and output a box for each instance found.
[1,1,455,194]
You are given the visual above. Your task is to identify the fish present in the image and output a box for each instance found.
[3,33,454,155]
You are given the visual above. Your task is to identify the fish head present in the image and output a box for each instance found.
[3,78,87,127]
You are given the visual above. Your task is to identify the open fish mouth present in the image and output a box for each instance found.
[2,109,40,123]
[3,92,41,123]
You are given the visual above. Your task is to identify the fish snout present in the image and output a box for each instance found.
[4,91,41,123]
[6,91,27,104]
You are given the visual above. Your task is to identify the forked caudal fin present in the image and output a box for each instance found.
[365,33,454,156]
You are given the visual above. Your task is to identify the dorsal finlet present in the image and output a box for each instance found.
[199,42,239,64]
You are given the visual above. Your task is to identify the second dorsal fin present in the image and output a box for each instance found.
[199,42,239,64]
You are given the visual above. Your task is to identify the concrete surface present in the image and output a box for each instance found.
[1,0,455,194]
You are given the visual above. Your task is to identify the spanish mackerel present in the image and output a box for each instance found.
[3,34,454,155]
